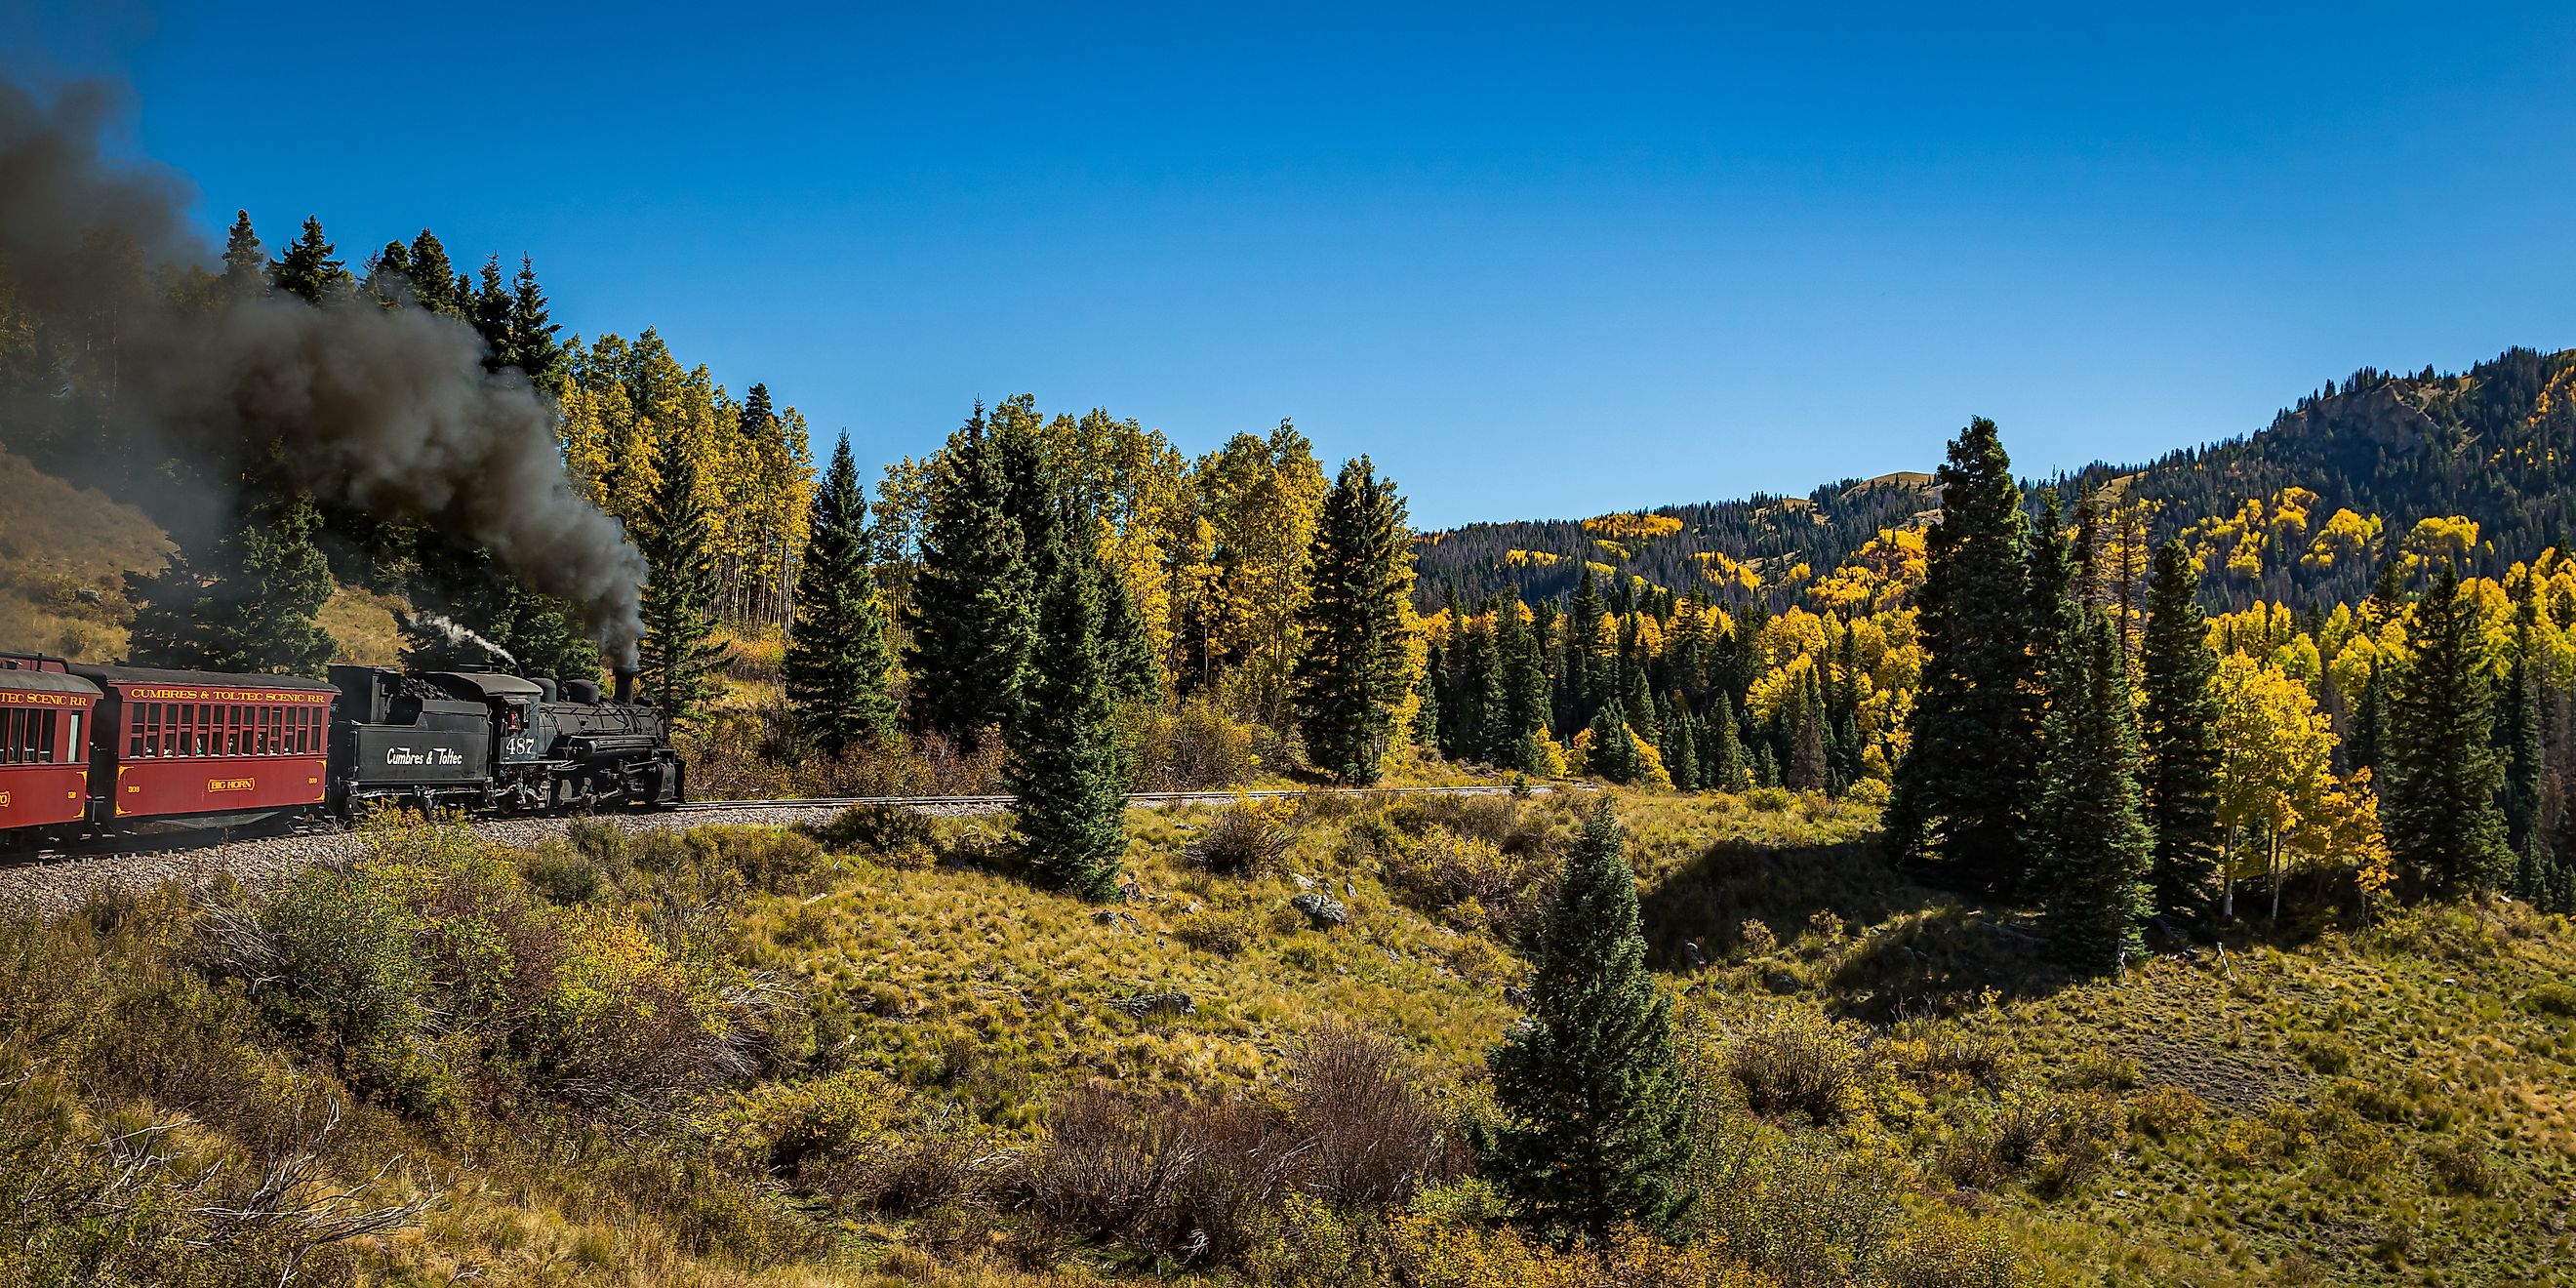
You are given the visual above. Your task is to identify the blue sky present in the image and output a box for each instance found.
[10,2,2576,527]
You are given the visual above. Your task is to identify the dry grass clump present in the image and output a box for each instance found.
[1722,1009,1868,1125]
[1186,795,1300,876]
[1017,1026,1465,1269]
[1172,902,1263,956]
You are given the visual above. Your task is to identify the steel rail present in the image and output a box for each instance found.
[669,784,1551,814]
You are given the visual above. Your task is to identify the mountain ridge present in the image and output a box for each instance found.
[1413,344,2576,613]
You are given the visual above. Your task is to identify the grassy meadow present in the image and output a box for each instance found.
[0,786,2568,1286]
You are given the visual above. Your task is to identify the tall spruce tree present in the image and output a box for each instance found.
[1703,696,1750,791]
[220,211,266,301]
[1889,417,2041,890]
[1563,566,1607,730]
[2501,610,2546,889]
[1487,802,1692,1248]
[503,256,564,387]
[785,438,898,755]
[126,494,336,676]
[1586,699,1640,784]
[1005,498,1128,901]
[406,229,463,316]
[2139,541,2224,920]
[1291,457,1414,784]
[635,428,731,723]
[269,217,353,304]
[2034,614,2154,975]
[2381,566,2512,895]
[1450,614,1502,763]
[904,407,1033,745]
[1499,594,1552,770]
[1096,556,1162,707]
[1661,700,1699,791]
[363,240,413,308]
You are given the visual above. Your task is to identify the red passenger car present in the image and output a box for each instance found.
[72,664,336,829]
[0,657,101,842]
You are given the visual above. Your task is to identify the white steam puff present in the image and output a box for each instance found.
[404,612,519,667]
[0,77,647,666]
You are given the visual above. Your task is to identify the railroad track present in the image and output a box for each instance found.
[669,784,1545,815]
[0,782,1565,915]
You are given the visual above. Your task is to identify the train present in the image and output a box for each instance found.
[0,653,683,850]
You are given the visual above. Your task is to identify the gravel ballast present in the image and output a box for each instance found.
[0,786,1533,918]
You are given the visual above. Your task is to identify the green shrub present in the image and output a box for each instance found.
[2288,1029,2356,1075]
[804,802,938,868]
[522,845,603,905]
[688,825,830,894]
[1726,1010,1865,1124]
[1940,1089,2124,1195]
[2126,1084,2207,1139]
[566,815,633,874]
[1378,824,1552,938]
[1746,785,1794,813]
[1120,695,1259,790]
[1734,918,1780,960]
[1877,1205,2031,1288]
[241,866,428,1080]
[1187,797,1300,876]
[2423,1134,2499,1195]
[2524,981,2576,1017]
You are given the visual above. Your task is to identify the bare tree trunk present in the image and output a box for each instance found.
[2222,825,2238,920]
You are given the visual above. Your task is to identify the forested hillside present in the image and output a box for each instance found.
[1417,345,2576,618]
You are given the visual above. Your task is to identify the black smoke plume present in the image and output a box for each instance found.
[0,77,646,665]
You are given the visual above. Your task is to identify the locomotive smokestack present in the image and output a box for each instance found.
[614,669,635,705]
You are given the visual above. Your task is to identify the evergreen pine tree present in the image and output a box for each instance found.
[1291,457,1414,784]
[1005,499,1128,901]
[1411,643,1443,748]
[127,494,336,676]
[364,239,413,308]
[469,257,512,367]
[1889,418,2041,890]
[904,407,1033,745]
[1096,556,1162,707]
[1564,567,1607,729]
[2139,541,2224,920]
[1662,700,1699,791]
[406,229,463,316]
[1499,595,1552,766]
[2381,566,2512,895]
[1626,667,1658,743]
[1703,696,1750,791]
[1586,699,1640,784]
[1487,803,1692,1248]
[2034,614,2155,976]
[505,256,565,387]
[2502,612,2549,898]
[269,217,353,304]
[635,428,731,723]
[220,211,266,301]
[785,438,898,755]
[1452,615,1503,763]
[1785,680,1830,792]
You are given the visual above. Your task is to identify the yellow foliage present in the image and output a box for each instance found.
[1581,511,1685,541]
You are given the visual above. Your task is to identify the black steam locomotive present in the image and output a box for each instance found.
[327,666,685,817]
[0,653,682,851]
